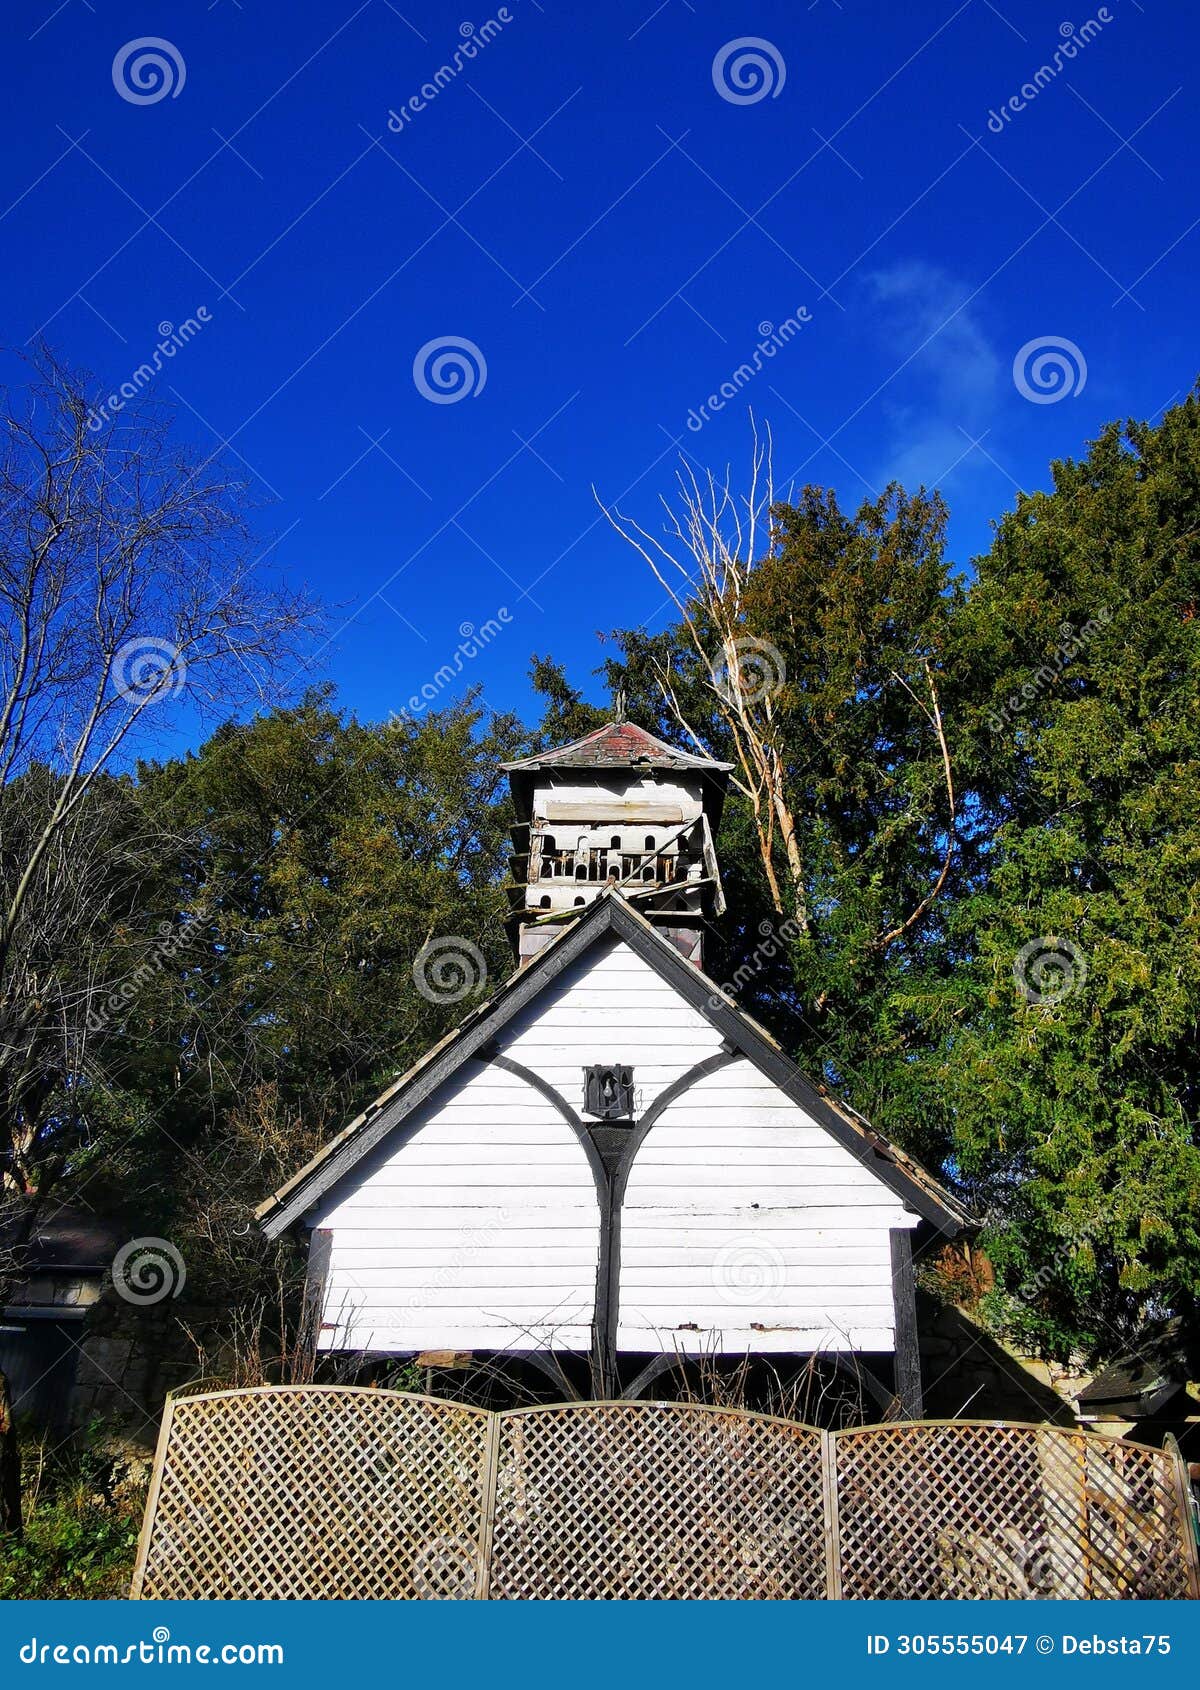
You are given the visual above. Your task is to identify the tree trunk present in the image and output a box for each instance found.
[0,1369,21,1539]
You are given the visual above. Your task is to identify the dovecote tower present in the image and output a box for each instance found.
[502,721,732,967]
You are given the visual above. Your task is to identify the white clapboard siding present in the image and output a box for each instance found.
[502,938,725,1117]
[617,1058,916,1355]
[310,932,926,1361]
[314,1062,598,1353]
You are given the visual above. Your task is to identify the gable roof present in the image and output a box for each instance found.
[501,721,733,774]
[255,893,973,1240]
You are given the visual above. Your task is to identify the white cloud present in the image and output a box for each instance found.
[864,262,1002,491]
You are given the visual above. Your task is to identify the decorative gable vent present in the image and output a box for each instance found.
[583,1064,634,1121]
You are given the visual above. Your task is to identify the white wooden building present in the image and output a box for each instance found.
[257,722,969,1410]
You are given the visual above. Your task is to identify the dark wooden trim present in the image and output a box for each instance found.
[476,1052,615,1391]
[889,1229,923,1419]
[605,1049,740,1373]
[619,1353,675,1399]
[482,1347,587,1402]
[480,1053,607,1193]
[261,894,967,1239]
[304,1228,333,1350]
[474,1050,742,1392]
[611,1048,740,1210]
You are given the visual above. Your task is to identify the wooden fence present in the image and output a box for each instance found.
[131,1385,1199,1601]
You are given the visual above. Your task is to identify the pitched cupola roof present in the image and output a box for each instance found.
[502,721,733,774]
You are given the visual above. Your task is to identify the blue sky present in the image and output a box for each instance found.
[2,0,1196,735]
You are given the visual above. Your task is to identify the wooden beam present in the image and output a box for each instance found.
[889,1229,923,1419]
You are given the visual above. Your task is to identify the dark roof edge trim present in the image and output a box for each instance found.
[257,904,622,1238]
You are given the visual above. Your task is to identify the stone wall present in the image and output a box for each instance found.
[918,1291,1090,1426]
[70,1290,232,1445]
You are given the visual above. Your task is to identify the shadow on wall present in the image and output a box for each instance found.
[918,1292,1076,1426]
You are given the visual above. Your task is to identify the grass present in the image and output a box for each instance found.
[0,1426,147,1600]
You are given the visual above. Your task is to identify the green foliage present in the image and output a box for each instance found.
[0,1435,146,1600]
[597,398,1200,1357]
[921,394,1200,1352]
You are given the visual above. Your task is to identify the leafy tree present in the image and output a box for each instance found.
[599,468,971,1110]
[598,399,1200,1354]
[922,395,1200,1351]
[91,690,528,1293]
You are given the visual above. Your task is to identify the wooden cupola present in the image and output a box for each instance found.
[501,721,732,967]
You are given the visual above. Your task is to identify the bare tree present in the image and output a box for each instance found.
[599,424,955,947]
[0,347,318,1204]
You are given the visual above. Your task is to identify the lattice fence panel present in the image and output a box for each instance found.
[133,1386,491,1600]
[487,1402,827,1600]
[132,1392,1196,1601]
[833,1421,1193,1601]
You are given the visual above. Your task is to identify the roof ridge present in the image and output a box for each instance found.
[501,720,732,773]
